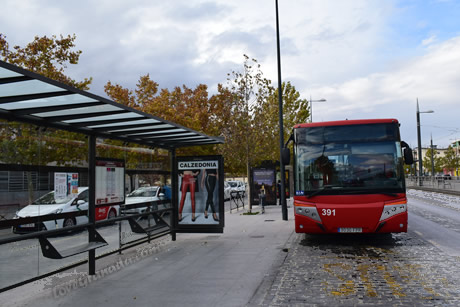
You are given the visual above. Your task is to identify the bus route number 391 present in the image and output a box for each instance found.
[322,209,336,216]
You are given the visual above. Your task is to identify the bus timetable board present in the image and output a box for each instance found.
[95,158,125,206]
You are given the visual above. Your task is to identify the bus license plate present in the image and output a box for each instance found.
[338,227,362,233]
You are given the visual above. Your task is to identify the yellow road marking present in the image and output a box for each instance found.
[357,264,378,297]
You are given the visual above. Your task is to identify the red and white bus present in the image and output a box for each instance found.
[290,119,413,234]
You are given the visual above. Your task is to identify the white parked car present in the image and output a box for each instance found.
[13,187,119,233]
[223,181,232,201]
[123,186,165,214]
[227,180,246,198]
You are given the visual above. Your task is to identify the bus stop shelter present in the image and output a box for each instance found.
[0,59,224,277]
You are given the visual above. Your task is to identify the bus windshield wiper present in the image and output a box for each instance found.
[307,185,340,198]
[340,189,398,197]
[380,192,398,197]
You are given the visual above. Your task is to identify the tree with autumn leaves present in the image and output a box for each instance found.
[0,34,169,170]
[0,34,92,165]
[220,55,310,175]
[104,55,310,177]
[0,34,93,201]
[1,34,310,180]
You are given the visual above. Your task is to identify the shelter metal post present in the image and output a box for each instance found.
[88,134,96,275]
[170,148,177,241]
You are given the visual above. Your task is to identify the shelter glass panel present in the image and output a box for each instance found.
[1,94,99,110]
[64,112,142,123]
[0,79,66,96]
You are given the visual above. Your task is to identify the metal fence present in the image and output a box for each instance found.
[0,170,90,193]
[406,176,460,193]
[0,199,173,292]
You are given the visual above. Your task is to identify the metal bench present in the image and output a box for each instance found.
[127,211,169,235]
[38,230,108,259]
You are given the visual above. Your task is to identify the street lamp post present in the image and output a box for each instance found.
[431,135,435,182]
[416,99,434,186]
[310,96,326,122]
[455,140,459,177]
[275,0,287,220]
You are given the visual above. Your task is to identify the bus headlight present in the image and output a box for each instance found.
[295,205,321,222]
[379,203,406,221]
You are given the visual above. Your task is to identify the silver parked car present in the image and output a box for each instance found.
[223,181,232,201]
[123,186,165,214]
[227,180,246,198]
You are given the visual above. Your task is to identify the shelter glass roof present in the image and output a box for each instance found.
[0,60,223,148]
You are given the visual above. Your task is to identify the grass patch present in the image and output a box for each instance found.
[242,211,259,215]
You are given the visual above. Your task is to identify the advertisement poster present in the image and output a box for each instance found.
[95,159,125,205]
[176,156,224,232]
[68,173,79,196]
[251,168,276,206]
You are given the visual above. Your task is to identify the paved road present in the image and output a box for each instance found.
[2,191,460,306]
[255,189,460,306]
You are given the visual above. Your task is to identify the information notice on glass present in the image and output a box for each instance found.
[54,172,79,200]
[54,173,68,199]
[95,159,125,205]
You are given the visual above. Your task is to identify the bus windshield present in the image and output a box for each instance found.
[294,123,404,196]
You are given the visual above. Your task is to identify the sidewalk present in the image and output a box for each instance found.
[408,185,460,196]
[406,178,460,196]
[1,202,295,307]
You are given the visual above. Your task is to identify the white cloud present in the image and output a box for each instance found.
[2,0,460,147]
[311,36,460,147]
[422,35,437,46]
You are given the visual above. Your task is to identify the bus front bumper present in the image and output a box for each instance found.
[294,202,408,234]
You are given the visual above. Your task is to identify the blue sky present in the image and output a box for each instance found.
[1,0,460,148]
[386,1,460,59]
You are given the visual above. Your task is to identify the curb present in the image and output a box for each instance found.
[407,186,460,197]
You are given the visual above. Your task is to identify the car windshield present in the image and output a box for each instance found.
[228,182,237,187]
[32,191,75,205]
[294,123,405,196]
[127,187,158,197]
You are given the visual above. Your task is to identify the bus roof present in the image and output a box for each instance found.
[294,118,399,129]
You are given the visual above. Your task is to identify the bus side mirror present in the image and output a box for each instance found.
[281,147,290,165]
[401,141,414,165]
